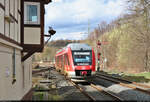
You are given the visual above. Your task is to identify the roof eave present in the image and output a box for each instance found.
[44,0,52,4]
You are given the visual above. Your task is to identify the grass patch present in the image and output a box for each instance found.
[33,92,44,100]
[32,82,63,100]
[104,69,150,83]
[33,92,63,100]
[49,95,62,100]
[122,72,150,82]
[133,72,150,79]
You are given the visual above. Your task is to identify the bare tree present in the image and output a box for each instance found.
[125,0,150,71]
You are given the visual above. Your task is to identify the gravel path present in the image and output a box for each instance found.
[50,70,89,101]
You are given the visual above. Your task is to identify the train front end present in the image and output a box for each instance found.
[67,43,96,80]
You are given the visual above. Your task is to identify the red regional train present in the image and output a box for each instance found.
[55,43,96,80]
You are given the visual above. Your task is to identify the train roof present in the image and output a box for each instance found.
[56,43,92,54]
[67,43,92,50]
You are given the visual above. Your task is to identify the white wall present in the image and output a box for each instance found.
[24,27,41,44]
[0,0,21,43]
[0,42,32,100]
[0,0,33,100]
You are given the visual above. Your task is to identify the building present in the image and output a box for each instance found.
[0,0,51,100]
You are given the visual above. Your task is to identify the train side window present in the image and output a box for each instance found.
[57,57,58,65]
[65,54,68,65]
[55,57,57,66]
[58,56,60,66]
[64,54,66,65]
[67,54,70,65]
[61,56,63,67]
[62,55,64,68]
[59,56,61,66]
[60,56,61,66]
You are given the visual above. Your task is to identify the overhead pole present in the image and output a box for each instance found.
[87,19,91,38]
[88,19,90,35]
[94,30,98,71]
[97,24,101,71]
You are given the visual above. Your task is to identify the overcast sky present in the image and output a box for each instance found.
[44,0,125,41]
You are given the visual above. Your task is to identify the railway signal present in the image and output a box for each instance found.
[96,40,108,71]
[97,40,101,48]
[97,40,101,71]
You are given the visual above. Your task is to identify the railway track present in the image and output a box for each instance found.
[69,80,96,101]
[97,72,150,89]
[33,64,150,101]
[67,78,124,101]
[96,73,150,95]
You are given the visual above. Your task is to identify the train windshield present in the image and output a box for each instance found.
[72,51,92,66]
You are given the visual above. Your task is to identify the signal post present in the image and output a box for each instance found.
[96,39,108,71]
[97,40,101,71]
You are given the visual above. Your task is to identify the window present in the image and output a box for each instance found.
[24,2,40,24]
[64,54,67,65]
[72,51,92,66]
[66,55,70,65]
[27,5,37,22]
[65,54,70,65]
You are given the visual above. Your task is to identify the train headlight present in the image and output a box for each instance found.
[90,66,92,69]
[72,65,75,70]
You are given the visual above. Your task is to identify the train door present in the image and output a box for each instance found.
[64,54,70,76]
[59,56,61,71]
[55,57,57,69]
[67,54,70,71]
[60,55,65,74]
[56,56,60,71]
[63,55,65,74]
[64,54,67,74]
[64,54,69,71]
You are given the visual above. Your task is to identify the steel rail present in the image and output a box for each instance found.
[67,76,124,101]
[97,73,150,89]
[62,71,96,101]
[90,83,124,101]
[69,79,96,101]
[96,75,150,95]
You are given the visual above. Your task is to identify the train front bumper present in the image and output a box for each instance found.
[67,71,96,79]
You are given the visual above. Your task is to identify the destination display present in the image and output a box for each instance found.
[73,51,92,66]
[74,52,90,55]
[77,63,89,66]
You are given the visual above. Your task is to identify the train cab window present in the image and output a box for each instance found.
[72,51,92,66]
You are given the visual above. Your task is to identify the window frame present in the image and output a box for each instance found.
[24,2,40,25]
